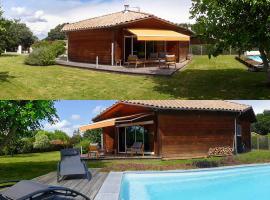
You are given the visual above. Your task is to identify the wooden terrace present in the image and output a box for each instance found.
[56,58,190,76]
[32,169,108,200]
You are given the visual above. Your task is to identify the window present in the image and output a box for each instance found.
[237,124,242,137]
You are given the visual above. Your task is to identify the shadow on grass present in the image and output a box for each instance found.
[0,161,58,182]
[1,54,19,57]
[151,68,270,99]
[0,72,16,82]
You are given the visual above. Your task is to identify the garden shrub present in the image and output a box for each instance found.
[25,40,65,66]
[192,160,219,168]
[25,47,56,66]
[20,137,34,153]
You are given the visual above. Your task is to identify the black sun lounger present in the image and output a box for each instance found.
[0,180,90,200]
[57,148,91,182]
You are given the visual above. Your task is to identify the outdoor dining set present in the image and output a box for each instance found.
[124,53,177,68]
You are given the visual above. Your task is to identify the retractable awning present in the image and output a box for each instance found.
[80,113,152,131]
[127,29,190,41]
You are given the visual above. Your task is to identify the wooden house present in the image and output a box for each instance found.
[62,6,193,65]
[80,100,256,159]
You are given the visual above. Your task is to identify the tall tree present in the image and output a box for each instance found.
[46,23,67,41]
[5,20,37,51]
[0,101,58,148]
[190,0,270,84]
[0,5,7,54]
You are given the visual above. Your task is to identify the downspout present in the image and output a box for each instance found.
[234,112,242,155]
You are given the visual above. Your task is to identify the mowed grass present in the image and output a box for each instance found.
[1,150,270,182]
[0,151,60,182]
[0,54,269,99]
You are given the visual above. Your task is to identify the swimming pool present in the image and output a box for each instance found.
[119,165,270,200]
[248,55,263,63]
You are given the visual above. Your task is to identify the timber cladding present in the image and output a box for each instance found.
[157,111,237,158]
[68,29,114,64]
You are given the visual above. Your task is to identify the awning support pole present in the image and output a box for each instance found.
[145,41,147,60]
[111,42,114,66]
[234,118,238,154]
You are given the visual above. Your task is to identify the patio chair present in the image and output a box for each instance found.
[126,142,144,156]
[0,180,90,200]
[88,144,100,159]
[57,148,91,182]
[149,53,161,67]
[165,55,177,68]
[127,55,144,68]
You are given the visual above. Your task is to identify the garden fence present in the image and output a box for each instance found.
[190,45,239,56]
[251,134,270,150]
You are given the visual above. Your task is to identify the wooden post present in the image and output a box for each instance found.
[201,45,203,56]
[96,56,99,68]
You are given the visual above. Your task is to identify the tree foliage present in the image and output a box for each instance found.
[0,6,7,54]
[83,129,102,144]
[33,133,50,150]
[46,23,67,41]
[252,111,270,135]
[4,20,37,51]
[190,0,270,83]
[0,101,58,148]
[0,6,37,54]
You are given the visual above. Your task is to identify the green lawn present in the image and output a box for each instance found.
[1,150,270,182]
[0,54,269,99]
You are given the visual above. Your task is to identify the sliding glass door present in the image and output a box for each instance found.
[118,126,152,153]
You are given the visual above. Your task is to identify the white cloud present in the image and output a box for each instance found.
[44,119,81,136]
[71,114,81,121]
[11,6,29,17]
[92,105,107,115]
[26,10,47,23]
[4,0,193,39]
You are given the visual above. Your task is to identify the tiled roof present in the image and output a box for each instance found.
[121,100,252,112]
[62,10,190,33]
[93,100,254,121]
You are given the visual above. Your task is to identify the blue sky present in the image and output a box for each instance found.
[1,0,193,39]
[44,100,270,136]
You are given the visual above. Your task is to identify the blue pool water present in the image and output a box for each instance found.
[248,55,263,63]
[119,165,270,200]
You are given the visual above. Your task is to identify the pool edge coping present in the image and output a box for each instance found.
[95,162,270,200]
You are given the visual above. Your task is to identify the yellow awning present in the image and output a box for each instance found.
[79,113,150,131]
[128,29,190,41]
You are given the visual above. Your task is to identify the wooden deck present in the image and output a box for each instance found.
[56,58,190,76]
[33,169,108,200]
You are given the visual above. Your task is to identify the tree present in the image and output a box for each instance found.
[0,101,58,148]
[33,133,50,150]
[46,23,67,41]
[83,129,102,144]
[252,111,270,135]
[5,20,37,51]
[190,0,270,84]
[70,130,81,146]
[52,130,70,143]
[0,6,7,54]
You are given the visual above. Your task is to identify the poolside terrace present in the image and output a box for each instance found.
[32,169,108,200]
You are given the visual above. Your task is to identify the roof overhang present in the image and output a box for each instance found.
[80,113,153,131]
[127,29,190,41]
